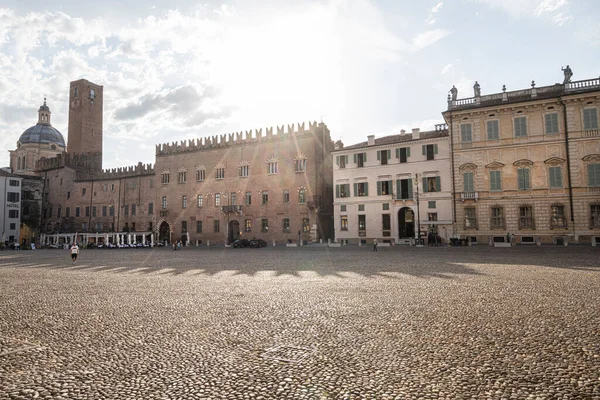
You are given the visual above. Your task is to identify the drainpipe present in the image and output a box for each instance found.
[447,112,457,235]
[558,97,575,239]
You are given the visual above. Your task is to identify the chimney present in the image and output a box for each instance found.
[401,129,406,134]
[367,135,375,146]
[412,128,420,140]
[334,140,344,150]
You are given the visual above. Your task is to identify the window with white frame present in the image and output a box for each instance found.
[514,116,527,137]
[161,172,170,184]
[490,206,505,229]
[550,205,567,228]
[336,184,350,198]
[519,206,535,229]
[267,160,278,174]
[295,159,307,172]
[177,171,186,184]
[583,108,599,130]
[215,167,225,180]
[182,195,187,208]
[197,194,203,207]
[340,215,348,231]
[196,169,205,181]
[487,120,499,140]
[336,155,348,169]
[162,196,167,209]
[262,191,268,204]
[545,113,559,134]
[239,165,249,177]
[283,218,290,232]
[298,188,306,203]
[215,193,221,206]
[590,204,600,227]
[283,189,290,203]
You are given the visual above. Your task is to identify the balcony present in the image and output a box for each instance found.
[589,187,600,194]
[460,192,479,201]
[583,129,600,137]
[221,205,242,214]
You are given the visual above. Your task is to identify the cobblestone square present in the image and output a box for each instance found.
[0,246,599,399]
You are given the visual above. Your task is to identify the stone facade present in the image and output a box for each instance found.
[443,76,600,245]
[0,169,23,244]
[332,125,452,245]
[154,122,334,245]
[67,79,104,170]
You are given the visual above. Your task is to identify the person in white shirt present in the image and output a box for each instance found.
[70,243,79,264]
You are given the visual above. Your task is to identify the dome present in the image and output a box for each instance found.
[19,124,66,148]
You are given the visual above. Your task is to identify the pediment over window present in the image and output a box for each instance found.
[161,169,170,174]
[582,154,600,163]
[513,159,533,167]
[238,159,250,166]
[294,152,307,160]
[196,165,206,171]
[543,157,565,165]
[459,163,477,172]
[485,161,505,169]
[177,166,187,172]
[266,155,279,163]
[215,162,226,169]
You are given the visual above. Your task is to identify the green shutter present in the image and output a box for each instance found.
[336,156,339,166]
[336,185,340,198]
[395,148,400,159]
[435,176,441,192]
[422,145,426,156]
[525,169,530,189]
[406,147,410,157]
[490,170,501,191]
[549,166,562,188]
[518,169,524,190]
[377,181,382,195]
[364,182,368,196]
[422,177,428,193]
[434,144,438,154]
[396,179,402,199]
[354,183,358,196]
[407,178,413,199]
[377,151,380,161]
[589,164,600,186]
[363,152,367,162]
[353,154,357,164]
[387,150,391,159]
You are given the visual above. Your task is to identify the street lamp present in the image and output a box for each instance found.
[414,173,422,245]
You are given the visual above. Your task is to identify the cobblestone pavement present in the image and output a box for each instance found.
[0,246,599,400]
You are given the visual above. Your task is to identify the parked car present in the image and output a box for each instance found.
[249,239,267,248]
[233,239,251,248]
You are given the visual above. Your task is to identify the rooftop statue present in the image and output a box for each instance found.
[473,81,481,97]
[449,85,458,101]
[561,65,573,84]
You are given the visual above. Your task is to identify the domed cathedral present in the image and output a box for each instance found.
[9,98,65,175]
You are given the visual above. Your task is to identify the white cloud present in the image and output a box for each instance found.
[411,29,450,52]
[441,63,453,74]
[426,1,444,24]
[473,0,572,25]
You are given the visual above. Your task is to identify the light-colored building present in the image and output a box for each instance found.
[0,169,23,245]
[332,125,452,245]
[443,72,600,245]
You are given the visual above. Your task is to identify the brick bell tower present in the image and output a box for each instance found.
[67,79,104,170]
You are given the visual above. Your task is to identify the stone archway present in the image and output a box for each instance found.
[398,207,415,239]
[229,220,240,244]
[159,221,171,243]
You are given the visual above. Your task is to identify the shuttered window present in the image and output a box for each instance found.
[549,166,562,188]
[463,172,474,192]
[461,124,472,143]
[583,108,599,130]
[396,147,410,163]
[518,168,531,190]
[487,120,499,140]
[588,164,600,187]
[545,113,559,134]
[490,170,501,191]
[514,117,527,137]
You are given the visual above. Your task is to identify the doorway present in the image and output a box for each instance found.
[159,221,171,243]
[229,220,240,243]
[398,207,415,238]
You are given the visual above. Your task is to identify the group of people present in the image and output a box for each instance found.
[172,240,183,251]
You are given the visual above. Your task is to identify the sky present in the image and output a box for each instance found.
[0,0,599,169]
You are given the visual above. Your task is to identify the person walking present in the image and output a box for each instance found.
[70,243,79,264]
[373,238,378,252]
